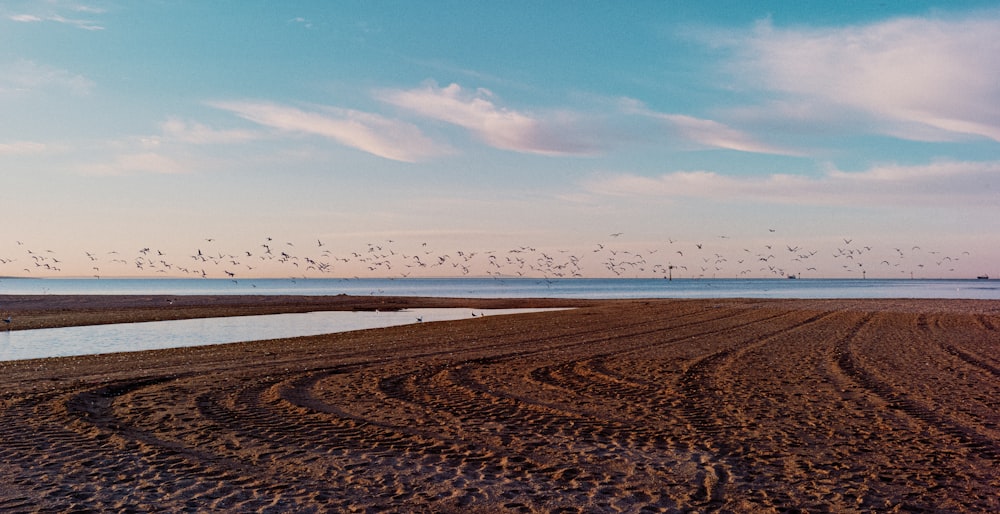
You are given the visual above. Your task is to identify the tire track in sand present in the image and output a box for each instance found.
[673,309,836,511]
[835,313,1000,462]
[0,379,272,511]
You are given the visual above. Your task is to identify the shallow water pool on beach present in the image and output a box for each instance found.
[0,308,565,362]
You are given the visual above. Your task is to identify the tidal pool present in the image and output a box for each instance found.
[0,308,564,362]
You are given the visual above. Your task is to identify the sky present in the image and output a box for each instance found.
[1,0,998,280]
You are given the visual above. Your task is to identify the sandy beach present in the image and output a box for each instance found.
[0,296,998,512]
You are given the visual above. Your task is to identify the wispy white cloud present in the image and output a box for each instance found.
[69,4,105,15]
[159,118,259,145]
[209,100,449,163]
[287,16,312,29]
[71,120,260,176]
[0,141,46,155]
[8,13,43,22]
[7,12,103,30]
[380,82,604,156]
[584,160,1000,207]
[78,152,188,176]
[382,83,797,157]
[6,1,105,30]
[0,59,94,96]
[621,99,802,155]
[723,12,1000,142]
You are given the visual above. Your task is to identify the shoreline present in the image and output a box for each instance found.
[0,294,600,331]
[1,297,998,511]
[3,294,999,332]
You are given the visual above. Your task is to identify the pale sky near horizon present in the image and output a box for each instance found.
[1,0,998,280]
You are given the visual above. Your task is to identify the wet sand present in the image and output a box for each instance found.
[0,296,998,512]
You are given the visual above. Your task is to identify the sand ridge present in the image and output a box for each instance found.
[0,296,998,512]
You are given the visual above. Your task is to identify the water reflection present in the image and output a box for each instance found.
[0,308,564,362]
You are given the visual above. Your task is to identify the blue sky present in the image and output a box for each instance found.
[1,1,998,279]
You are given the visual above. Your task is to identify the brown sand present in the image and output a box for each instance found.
[0,296,998,512]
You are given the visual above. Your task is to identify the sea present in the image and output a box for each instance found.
[1,277,999,300]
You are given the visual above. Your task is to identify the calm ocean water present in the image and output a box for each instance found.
[1,277,998,299]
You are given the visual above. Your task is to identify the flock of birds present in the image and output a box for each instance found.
[0,230,981,282]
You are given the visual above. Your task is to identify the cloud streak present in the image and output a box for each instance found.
[160,118,259,145]
[210,101,449,162]
[621,99,802,155]
[78,152,189,176]
[0,141,46,155]
[0,59,94,96]
[7,4,104,31]
[584,160,1000,207]
[380,82,604,156]
[724,12,1000,142]
[209,82,804,162]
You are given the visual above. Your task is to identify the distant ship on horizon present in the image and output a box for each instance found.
[977,274,989,280]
